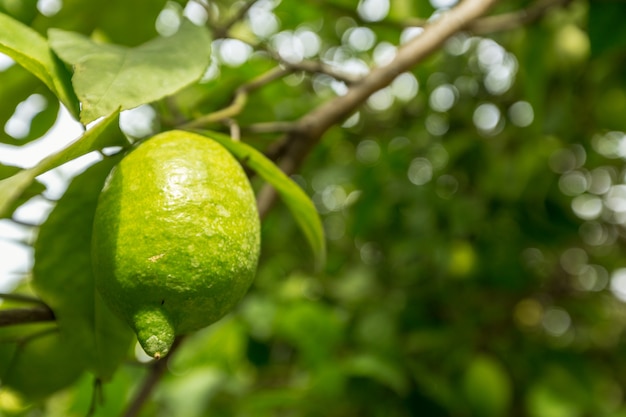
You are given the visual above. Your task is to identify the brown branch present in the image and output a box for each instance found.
[121,337,184,417]
[256,0,500,217]
[0,292,48,305]
[470,0,572,33]
[402,0,571,34]
[282,60,364,85]
[0,306,54,327]
[243,121,299,134]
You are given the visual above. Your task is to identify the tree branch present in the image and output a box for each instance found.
[281,59,364,85]
[243,121,299,134]
[0,292,48,305]
[402,0,572,34]
[181,67,290,130]
[0,306,54,327]
[465,0,573,34]
[121,337,184,417]
[213,0,258,39]
[256,0,500,217]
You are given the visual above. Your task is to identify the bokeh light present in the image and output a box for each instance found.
[4,94,48,139]
[508,101,534,127]
[248,0,280,38]
[408,158,433,185]
[391,73,419,102]
[217,39,253,67]
[357,0,390,22]
[344,27,376,52]
[429,84,458,112]
[472,103,501,134]
[37,0,62,17]
[610,269,626,302]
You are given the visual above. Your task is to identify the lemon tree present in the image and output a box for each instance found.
[3,1,626,417]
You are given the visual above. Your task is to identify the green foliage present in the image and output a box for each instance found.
[0,163,44,219]
[33,156,133,380]
[2,0,626,416]
[0,110,122,218]
[588,1,626,58]
[2,328,86,400]
[206,130,327,268]
[49,20,211,124]
[462,355,512,417]
[0,12,78,117]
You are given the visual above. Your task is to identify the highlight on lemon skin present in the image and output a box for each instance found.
[92,130,261,358]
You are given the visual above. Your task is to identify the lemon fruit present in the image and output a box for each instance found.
[92,130,260,359]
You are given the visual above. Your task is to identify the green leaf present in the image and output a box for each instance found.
[49,20,211,124]
[0,110,123,219]
[38,0,181,46]
[33,156,133,380]
[462,355,512,417]
[0,12,79,118]
[201,130,327,269]
[275,301,343,366]
[526,365,588,417]
[0,163,45,219]
[2,329,87,399]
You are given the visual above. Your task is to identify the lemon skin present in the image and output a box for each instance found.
[92,130,260,359]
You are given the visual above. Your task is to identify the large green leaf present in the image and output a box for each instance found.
[200,130,327,269]
[0,110,123,219]
[2,328,87,399]
[31,0,181,46]
[49,20,211,124]
[0,12,79,118]
[33,156,133,380]
[0,163,45,219]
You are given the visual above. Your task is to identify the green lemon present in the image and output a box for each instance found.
[92,130,260,359]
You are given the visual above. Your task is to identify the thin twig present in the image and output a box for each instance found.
[243,121,299,134]
[213,0,258,39]
[256,0,501,217]
[401,0,571,34]
[121,337,185,417]
[0,292,48,305]
[180,67,291,129]
[226,119,241,141]
[241,66,292,92]
[181,92,248,129]
[283,60,364,85]
[0,306,55,327]
[468,0,572,34]
[86,378,103,417]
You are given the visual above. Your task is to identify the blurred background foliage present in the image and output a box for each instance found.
[3,0,626,415]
